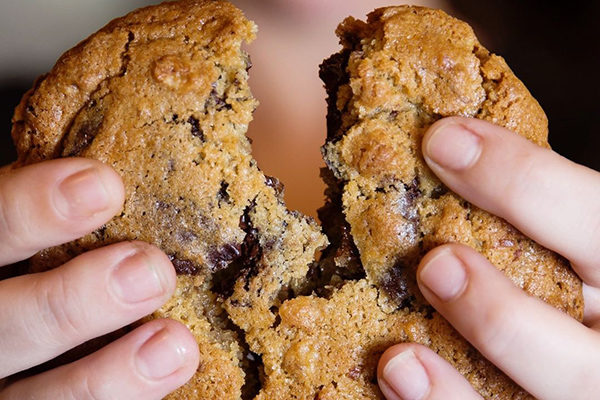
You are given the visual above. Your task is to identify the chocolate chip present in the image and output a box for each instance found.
[348,366,362,380]
[187,116,205,141]
[430,185,448,199]
[404,176,421,205]
[64,117,103,156]
[334,224,366,280]
[265,175,284,199]
[208,243,242,272]
[423,305,436,320]
[319,50,351,141]
[208,88,233,111]
[168,256,202,275]
[239,205,253,231]
[217,181,230,204]
[380,260,411,309]
[212,203,263,298]
[93,225,107,240]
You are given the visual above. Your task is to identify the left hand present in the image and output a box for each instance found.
[377,117,600,400]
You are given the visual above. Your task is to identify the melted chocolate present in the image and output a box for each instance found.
[380,260,412,309]
[319,50,351,142]
[64,117,103,156]
[212,203,263,297]
[265,175,284,199]
[187,116,205,141]
[208,243,242,272]
[169,256,202,275]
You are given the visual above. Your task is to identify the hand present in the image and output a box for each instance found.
[0,158,199,399]
[377,117,600,400]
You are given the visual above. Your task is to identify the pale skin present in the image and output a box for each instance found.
[1,117,599,399]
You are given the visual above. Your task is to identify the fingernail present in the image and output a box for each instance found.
[425,122,482,170]
[419,249,467,302]
[111,249,167,303]
[55,168,110,218]
[382,350,430,400]
[136,328,189,380]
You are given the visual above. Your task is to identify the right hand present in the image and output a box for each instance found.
[0,158,199,400]
[377,117,600,400]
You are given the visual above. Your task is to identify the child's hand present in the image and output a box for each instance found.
[0,158,199,399]
[378,117,600,400]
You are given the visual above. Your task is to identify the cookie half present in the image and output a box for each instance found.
[11,1,326,398]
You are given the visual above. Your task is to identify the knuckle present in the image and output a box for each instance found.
[470,300,519,362]
[582,209,600,266]
[500,152,540,216]
[0,188,33,253]
[73,374,104,400]
[35,273,87,347]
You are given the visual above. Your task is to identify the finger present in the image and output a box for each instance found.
[0,319,199,400]
[582,283,600,327]
[0,158,125,265]
[422,117,600,285]
[417,244,600,400]
[0,241,176,378]
[378,343,482,400]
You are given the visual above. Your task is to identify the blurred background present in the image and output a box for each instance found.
[1,0,598,218]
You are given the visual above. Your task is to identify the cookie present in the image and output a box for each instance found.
[11,2,583,400]
[11,1,326,398]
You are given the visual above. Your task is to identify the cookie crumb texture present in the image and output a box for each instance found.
[11,2,582,400]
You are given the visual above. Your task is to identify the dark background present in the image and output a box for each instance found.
[1,1,598,170]
[451,0,599,171]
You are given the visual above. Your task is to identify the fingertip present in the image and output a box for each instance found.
[51,158,125,222]
[417,244,471,303]
[89,159,126,213]
[135,318,199,387]
[1,318,202,400]
[378,344,431,400]
[129,241,178,299]
[422,117,483,172]
[378,343,481,400]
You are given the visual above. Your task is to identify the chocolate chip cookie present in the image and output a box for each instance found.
[11,2,582,399]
